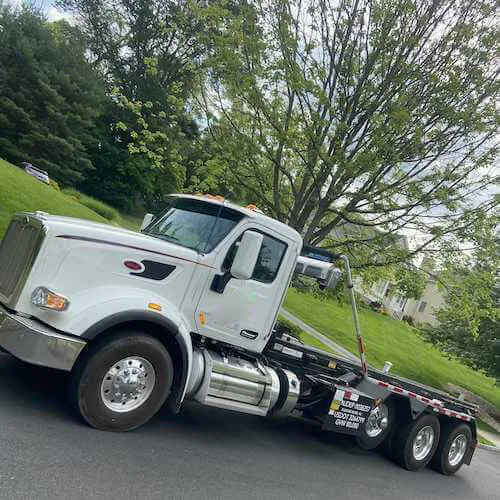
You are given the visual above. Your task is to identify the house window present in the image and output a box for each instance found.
[418,301,427,313]
[395,295,407,309]
[376,280,387,297]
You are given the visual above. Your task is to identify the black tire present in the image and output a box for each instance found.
[379,400,406,459]
[429,422,472,475]
[393,414,440,470]
[356,399,395,450]
[69,331,173,431]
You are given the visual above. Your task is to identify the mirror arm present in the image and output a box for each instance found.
[210,271,233,294]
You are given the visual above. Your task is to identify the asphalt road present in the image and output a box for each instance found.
[0,353,498,500]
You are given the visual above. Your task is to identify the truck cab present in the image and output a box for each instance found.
[0,194,305,423]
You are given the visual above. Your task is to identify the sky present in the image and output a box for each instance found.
[5,0,72,22]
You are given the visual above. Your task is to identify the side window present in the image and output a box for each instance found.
[252,234,287,283]
[222,231,287,283]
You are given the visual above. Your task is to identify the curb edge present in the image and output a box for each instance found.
[478,443,500,453]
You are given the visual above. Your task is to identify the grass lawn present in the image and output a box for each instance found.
[299,330,337,354]
[119,214,143,231]
[0,158,109,237]
[2,157,498,409]
[479,435,495,446]
[0,158,142,238]
[477,419,500,436]
[284,288,500,409]
[277,316,337,355]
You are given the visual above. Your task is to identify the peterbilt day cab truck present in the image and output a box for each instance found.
[0,194,478,475]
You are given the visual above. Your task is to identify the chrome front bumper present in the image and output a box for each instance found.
[0,304,86,371]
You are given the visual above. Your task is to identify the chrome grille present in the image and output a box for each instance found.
[0,215,45,307]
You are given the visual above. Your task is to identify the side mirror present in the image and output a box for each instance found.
[140,213,154,231]
[230,231,263,280]
[321,266,343,290]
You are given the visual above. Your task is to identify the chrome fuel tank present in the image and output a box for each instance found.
[187,348,280,416]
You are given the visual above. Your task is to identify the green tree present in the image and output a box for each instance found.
[79,104,154,213]
[0,4,105,184]
[201,0,499,268]
[423,217,499,379]
[59,0,204,201]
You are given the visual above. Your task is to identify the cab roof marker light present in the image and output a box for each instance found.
[203,194,225,202]
[245,204,263,213]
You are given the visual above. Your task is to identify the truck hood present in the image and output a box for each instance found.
[32,213,139,237]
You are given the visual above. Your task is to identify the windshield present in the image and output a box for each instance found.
[143,197,244,253]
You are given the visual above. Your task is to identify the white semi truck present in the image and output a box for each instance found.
[0,194,478,475]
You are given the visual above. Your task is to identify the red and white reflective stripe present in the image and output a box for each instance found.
[357,335,368,377]
[335,389,360,402]
[344,390,360,402]
[375,380,472,422]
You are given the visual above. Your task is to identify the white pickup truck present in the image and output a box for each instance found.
[0,194,478,475]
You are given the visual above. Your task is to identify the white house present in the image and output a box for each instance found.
[358,257,445,326]
[323,220,446,326]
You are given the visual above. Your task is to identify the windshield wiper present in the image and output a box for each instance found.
[146,232,180,243]
[145,232,201,252]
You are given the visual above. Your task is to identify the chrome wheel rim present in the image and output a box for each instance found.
[448,434,467,467]
[413,425,435,461]
[365,404,389,438]
[100,356,156,413]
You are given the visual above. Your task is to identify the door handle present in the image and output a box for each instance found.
[240,330,258,340]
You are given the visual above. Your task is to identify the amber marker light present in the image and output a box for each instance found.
[31,287,70,311]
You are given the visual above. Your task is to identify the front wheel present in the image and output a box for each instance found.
[69,332,173,431]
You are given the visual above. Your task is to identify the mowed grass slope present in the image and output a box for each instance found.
[0,158,141,237]
[285,288,500,408]
[0,158,109,237]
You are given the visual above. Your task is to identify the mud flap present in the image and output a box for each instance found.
[464,439,477,465]
[322,386,375,436]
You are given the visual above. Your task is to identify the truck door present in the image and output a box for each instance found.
[194,227,295,352]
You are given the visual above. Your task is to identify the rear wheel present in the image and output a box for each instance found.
[356,400,394,450]
[70,332,173,431]
[393,414,440,470]
[430,422,472,475]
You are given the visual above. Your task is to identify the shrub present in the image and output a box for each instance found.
[402,315,415,326]
[274,318,303,341]
[49,179,60,191]
[380,307,390,316]
[62,188,120,221]
[291,275,346,303]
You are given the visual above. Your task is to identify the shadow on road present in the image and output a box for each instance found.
[0,351,378,460]
[0,352,493,500]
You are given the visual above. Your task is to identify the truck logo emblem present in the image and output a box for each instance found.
[123,260,144,272]
[124,259,176,281]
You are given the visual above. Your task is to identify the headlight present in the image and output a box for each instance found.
[31,287,70,311]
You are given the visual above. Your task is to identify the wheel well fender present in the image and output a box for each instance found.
[437,415,477,440]
[386,394,415,421]
[80,310,191,413]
